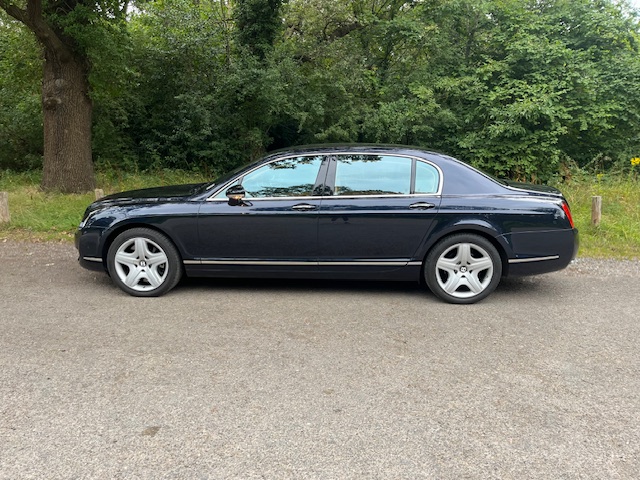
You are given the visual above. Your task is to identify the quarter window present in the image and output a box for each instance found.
[415,161,439,194]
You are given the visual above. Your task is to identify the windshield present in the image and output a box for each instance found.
[202,161,256,192]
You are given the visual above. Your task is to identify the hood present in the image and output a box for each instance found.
[97,183,206,205]
[79,183,207,228]
[502,180,562,196]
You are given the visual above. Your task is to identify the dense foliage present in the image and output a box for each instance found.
[1,0,640,181]
[0,19,41,170]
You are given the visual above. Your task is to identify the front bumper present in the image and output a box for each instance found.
[75,228,107,272]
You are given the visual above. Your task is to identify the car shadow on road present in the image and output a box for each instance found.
[493,274,557,297]
[176,274,557,302]
[180,276,425,295]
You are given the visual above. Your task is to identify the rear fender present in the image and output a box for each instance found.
[414,218,514,265]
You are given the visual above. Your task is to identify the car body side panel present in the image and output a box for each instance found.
[195,199,321,273]
[316,195,441,272]
[502,229,579,275]
[182,263,422,281]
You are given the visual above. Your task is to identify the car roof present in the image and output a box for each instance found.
[265,143,443,158]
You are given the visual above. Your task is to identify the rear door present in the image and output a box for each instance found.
[317,153,442,272]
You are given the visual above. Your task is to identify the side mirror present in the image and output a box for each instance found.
[226,184,245,200]
[226,185,246,205]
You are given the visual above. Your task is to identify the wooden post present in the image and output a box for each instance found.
[94,188,104,200]
[0,192,10,224]
[592,195,602,227]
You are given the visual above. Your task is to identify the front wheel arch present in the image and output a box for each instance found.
[106,227,183,297]
[100,223,175,268]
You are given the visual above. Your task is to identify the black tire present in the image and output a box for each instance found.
[425,233,502,304]
[106,228,183,297]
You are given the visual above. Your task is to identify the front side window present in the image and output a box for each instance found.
[334,155,412,196]
[218,156,324,199]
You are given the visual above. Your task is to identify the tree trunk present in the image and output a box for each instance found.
[0,0,95,193]
[40,52,95,193]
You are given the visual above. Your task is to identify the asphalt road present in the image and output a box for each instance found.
[1,241,639,479]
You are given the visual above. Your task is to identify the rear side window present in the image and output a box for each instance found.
[333,154,440,196]
[334,155,411,196]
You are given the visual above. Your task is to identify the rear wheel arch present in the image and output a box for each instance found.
[423,232,504,304]
[420,226,510,277]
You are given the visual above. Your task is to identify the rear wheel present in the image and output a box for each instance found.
[425,234,502,304]
[107,228,182,297]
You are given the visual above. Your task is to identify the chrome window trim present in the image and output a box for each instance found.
[319,193,442,200]
[206,151,444,201]
[205,193,442,202]
[206,195,320,202]
[508,255,560,264]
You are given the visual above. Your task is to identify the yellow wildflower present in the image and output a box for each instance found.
[631,157,640,166]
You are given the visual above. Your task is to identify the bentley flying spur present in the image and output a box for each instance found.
[76,145,579,303]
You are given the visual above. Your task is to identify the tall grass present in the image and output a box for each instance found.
[555,173,640,259]
[1,168,638,259]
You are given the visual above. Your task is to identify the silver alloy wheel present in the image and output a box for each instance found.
[113,237,169,292]
[434,242,494,299]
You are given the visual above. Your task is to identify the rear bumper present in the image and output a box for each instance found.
[502,228,579,276]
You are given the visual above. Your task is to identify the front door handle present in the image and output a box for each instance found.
[292,203,318,211]
[409,202,435,210]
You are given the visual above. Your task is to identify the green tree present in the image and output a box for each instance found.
[0,15,42,170]
[120,0,298,172]
[235,0,285,59]
[426,0,640,179]
[5,0,634,183]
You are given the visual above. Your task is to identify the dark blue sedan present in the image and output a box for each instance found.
[75,145,578,303]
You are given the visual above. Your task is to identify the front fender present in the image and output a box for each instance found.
[76,203,201,266]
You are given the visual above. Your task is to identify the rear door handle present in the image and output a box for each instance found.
[292,203,318,211]
[409,202,435,210]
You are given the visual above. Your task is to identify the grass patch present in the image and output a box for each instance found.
[0,169,208,241]
[1,169,638,259]
[555,174,640,259]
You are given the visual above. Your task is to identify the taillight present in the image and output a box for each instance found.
[561,201,575,228]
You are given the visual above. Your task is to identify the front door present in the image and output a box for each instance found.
[196,155,328,272]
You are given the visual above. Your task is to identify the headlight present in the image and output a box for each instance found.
[78,209,102,229]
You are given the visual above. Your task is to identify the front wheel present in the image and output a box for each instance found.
[107,228,183,297]
[425,234,502,304]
